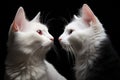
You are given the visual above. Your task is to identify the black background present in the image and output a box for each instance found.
[0,0,120,80]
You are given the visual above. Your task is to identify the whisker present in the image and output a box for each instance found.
[69,46,75,64]
[41,11,52,24]
[52,45,58,54]
[65,45,75,64]
[71,45,76,58]
[52,44,60,59]
[66,46,71,64]
[58,17,69,25]
[46,18,56,26]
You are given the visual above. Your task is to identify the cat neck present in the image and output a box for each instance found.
[75,32,106,62]
[6,43,47,68]
[5,44,48,79]
[75,41,98,80]
[75,32,107,80]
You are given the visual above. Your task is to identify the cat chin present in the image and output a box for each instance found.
[60,43,72,52]
[60,43,68,49]
[41,42,53,49]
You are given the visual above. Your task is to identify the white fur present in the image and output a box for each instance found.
[59,4,107,80]
[5,7,66,80]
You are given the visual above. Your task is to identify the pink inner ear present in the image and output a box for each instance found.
[82,4,96,25]
[12,21,19,32]
[12,7,26,32]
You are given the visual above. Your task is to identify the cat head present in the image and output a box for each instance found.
[8,7,54,53]
[59,4,106,54]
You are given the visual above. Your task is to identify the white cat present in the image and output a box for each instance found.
[5,7,67,80]
[59,4,120,80]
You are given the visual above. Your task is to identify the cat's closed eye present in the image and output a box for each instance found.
[37,29,42,35]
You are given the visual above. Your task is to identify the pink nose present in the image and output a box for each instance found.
[50,38,54,41]
[58,38,62,41]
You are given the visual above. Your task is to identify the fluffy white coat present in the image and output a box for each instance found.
[5,7,66,80]
[59,4,106,80]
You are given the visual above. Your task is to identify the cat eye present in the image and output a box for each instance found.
[37,30,42,35]
[68,29,74,35]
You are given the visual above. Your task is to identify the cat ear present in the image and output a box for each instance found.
[81,4,96,26]
[12,7,27,32]
[32,12,40,22]
[74,15,79,19]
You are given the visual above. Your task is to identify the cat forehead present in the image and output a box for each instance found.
[65,18,88,30]
[28,22,48,30]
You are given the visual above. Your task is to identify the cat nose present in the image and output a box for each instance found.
[50,38,54,41]
[58,38,62,41]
